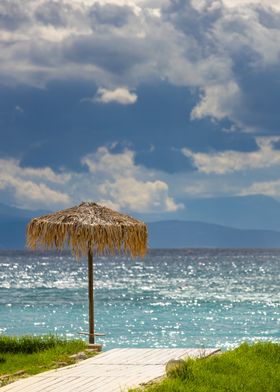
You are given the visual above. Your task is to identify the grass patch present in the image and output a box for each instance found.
[0,335,93,387]
[0,335,71,354]
[130,342,280,392]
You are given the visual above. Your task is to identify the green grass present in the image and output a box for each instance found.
[0,335,92,387]
[130,342,280,392]
[0,335,72,354]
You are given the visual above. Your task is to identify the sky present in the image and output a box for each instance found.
[1,0,280,218]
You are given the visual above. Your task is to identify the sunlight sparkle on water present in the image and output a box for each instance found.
[0,249,279,350]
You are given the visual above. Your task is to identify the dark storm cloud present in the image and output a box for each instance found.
[162,0,222,49]
[63,34,146,73]
[0,0,279,176]
[0,0,29,31]
[88,3,134,28]
[35,1,69,27]
[233,64,280,134]
[0,80,259,174]
[34,1,86,29]
[256,5,280,29]
[158,0,280,134]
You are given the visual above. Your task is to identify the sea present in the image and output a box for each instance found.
[0,249,279,351]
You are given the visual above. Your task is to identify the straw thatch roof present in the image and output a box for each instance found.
[27,202,148,258]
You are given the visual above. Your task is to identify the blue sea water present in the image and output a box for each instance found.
[0,249,279,351]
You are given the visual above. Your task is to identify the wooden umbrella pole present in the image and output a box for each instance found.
[88,249,94,344]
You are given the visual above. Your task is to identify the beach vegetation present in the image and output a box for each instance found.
[130,342,280,392]
[0,334,71,354]
[0,335,93,387]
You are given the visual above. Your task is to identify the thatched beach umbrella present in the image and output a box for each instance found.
[26,202,148,345]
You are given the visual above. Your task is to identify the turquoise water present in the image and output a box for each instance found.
[0,249,279,350]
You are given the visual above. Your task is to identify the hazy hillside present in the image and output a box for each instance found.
[0,204,47,249]
[148,220,280,248]
[138,195,280,231]
[0,216,27,249]
[183,195,280,231]
[1,203,280,249]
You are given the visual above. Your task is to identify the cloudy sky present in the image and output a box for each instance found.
[1,0,280,218]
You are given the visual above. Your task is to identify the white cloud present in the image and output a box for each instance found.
[69,0,143,9]
[0,0,280,128]
[0,159,71,184]
[82,147,182,213]
[82,147,136,177]
[4,142,280,212]
[0,149,182,213]
[191,81,241,121]
[2,0,280,211]
[93,87,138,105]
[191,0,222,13]
[184,182,212,196]
[182,137,280,174]
[240,179,280,197]
[5,176,70,205]
[99,177,179,213]
[0,159,71,208]
[212,5,280,66]
[222,0,280,11]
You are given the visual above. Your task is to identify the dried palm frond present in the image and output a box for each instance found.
[26,202,148,258]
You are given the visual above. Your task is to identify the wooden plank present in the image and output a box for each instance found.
[90,348,162,365]
[78,377,106,392]
[1,377,67,392]
[36,378,74,392]
[12,376,78,392]
[1,348,220,392]
[89,348,131,363]
[93,376,123,392]
[44,376,90,392]
[78,332,105,336]
[120,348,156,365]
[135,348,180,364]
[91,348,140,364]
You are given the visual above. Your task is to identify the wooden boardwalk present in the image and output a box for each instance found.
[1,348,220,392]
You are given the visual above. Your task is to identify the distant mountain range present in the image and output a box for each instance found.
[181,195,280,231]
[138,195,280,231]
[2,196,280,249]
[148,221,280,248]
[0,204,44,249]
